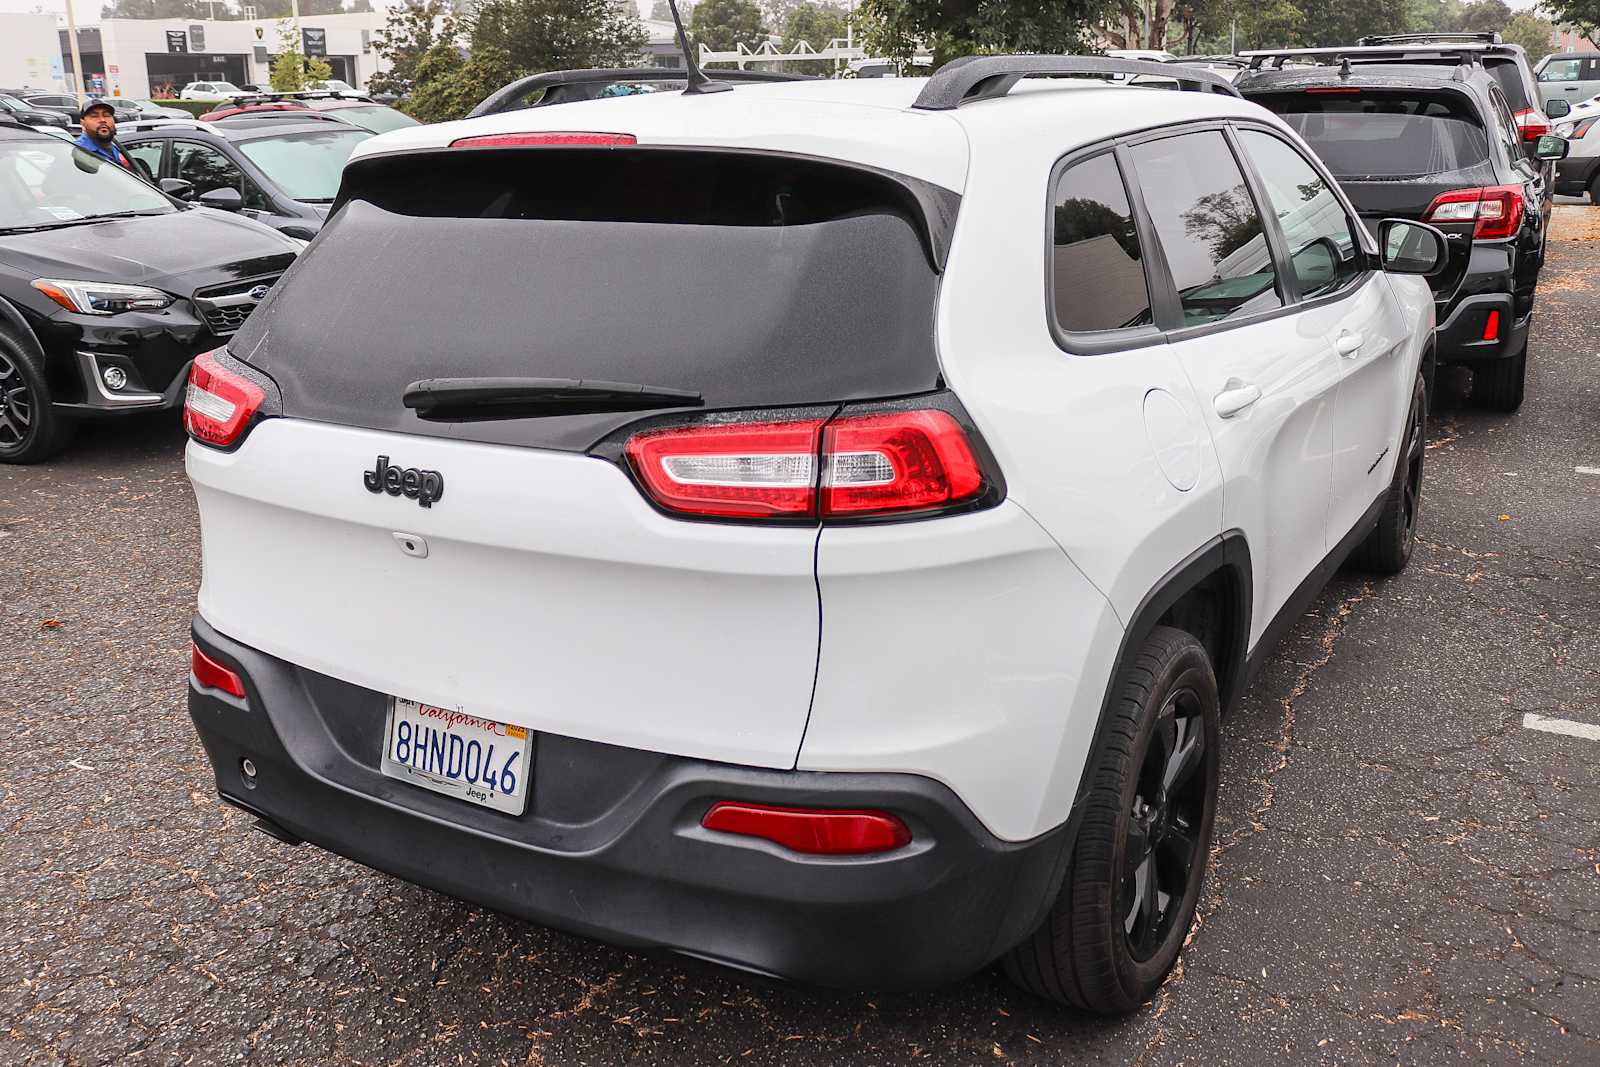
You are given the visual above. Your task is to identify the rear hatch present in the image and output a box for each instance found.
[190,143,952,769]
[1250,87,1494,302]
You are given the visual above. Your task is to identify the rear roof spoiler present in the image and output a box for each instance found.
[911,54,1242,110]
[1242,45,1487,70]
[468,68,815,119]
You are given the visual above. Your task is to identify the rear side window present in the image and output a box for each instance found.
[1239,131,1362,299]
[1050,153,1153,333]
[1128,131,1282,328]
[1253,90,1490,179]
[1485,59,1531,112]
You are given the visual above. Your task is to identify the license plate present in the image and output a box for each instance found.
[379,698,532,815]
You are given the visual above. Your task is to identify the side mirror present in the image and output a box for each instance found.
[1545,98,1571,118]
[1378,219,1449,277]
[1533,133,1569,160]
[198,186,244,212]
[159,177,195,200]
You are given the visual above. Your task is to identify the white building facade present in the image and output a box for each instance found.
[90,14,393,99]
[0,14,69,92]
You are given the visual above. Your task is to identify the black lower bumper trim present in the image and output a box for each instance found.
[187,616,1070,990]
[1436,293,1527,363]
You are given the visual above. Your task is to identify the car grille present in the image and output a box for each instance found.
[193,275,281,336]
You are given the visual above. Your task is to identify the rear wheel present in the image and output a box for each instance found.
[1588,173,1600,206]
[0,332,73,465]
[1471,333,1528,413]
[1352,372,1426,575]
[1003,626,1219,1013]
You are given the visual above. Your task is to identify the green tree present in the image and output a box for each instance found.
[1540,0,1600,43]
[270,20,332,91]
[101,0,205,17]
[781,2,848,74]
[1458,0,1512,32]
[1298,0,1412,46]
[404,0,645,123]
[368,0,459,98]
[691,0,769,59]
[860,0,1101,69]
[1502,13,1557,61]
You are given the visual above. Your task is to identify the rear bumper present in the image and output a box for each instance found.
[1436,292,1529,363]
[1554,154,1600,197]
[188,615,1070,990]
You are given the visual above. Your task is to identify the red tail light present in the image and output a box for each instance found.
[625,408,989,521]
[449,132,637,148]
[191,644,246,698]
[701,801,912,855]
[1422,185,1523,241]
[184,350,265,448]
[1513,107,1551,141]
[822,410,983,516]
[1482,309,1500,341]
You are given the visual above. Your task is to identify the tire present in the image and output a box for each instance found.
[0,329,74,465]
[1471,332,1528,413]
[1003,625,1220,1014]
[1588,173,1600,206]
[1351,372,1426,575]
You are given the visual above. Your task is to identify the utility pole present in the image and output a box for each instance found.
[64,0,86,103]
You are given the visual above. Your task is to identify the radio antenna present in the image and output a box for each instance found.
[665,0,730,95]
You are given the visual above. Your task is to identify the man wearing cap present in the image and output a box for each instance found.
[74,99,135,171]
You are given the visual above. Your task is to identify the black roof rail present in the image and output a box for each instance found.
[468,67,814,119]
[911,54,1241,110]
[1358,31,1501,46]
[1241,45,1485,70]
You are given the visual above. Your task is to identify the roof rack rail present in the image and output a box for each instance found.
[225,91,374,106]
[468,67,814,119]
[911,54,1241,110]
[1358,31,1501,46]
[1240,45,1485,70]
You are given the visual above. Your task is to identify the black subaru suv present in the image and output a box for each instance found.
[0,120,298,463]
[1237,48,1569,412]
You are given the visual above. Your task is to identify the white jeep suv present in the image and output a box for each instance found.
[182,56,1444,1012]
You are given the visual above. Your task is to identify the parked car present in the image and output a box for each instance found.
[1535,52,1600,114]
[1554,93,1600,202]
[180,82,250,101]
[182,57,1442,1013]
[6,91,140,126]
[1358,34,1559,148]
[0,123,299,463]
[204,92,421,134]
[124,98,200,121]
[305,79,358,94]
[0,94,70,129]
[120,120,372,240]
[1238,47,1567,411]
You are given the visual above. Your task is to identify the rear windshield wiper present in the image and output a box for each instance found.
[403,377,704,420]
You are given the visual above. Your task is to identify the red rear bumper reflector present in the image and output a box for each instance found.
[192,644,246,698]
[1482,309,1500,341]
[701,802,912,855]
[449,132,637,148]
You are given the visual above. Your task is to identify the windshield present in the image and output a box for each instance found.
[1252,91,1490,179]
[237,128,371,200]
[0,97,26,113]
[331,105,418,133]
[0,140,174,230]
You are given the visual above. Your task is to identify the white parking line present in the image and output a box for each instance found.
[1522,714,1600,742]
[1576,466,1600,476]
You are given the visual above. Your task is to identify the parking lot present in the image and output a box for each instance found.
[2,221,1598,1065]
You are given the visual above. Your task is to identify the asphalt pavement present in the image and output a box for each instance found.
[3,228,1599,1066]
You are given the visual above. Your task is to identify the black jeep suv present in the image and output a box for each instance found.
[0,121,298,463]
[1238,47,1568,412]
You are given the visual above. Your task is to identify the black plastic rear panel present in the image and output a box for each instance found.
[232,148,950,452]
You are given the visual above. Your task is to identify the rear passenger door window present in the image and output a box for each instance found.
[126,140,166,182]
[1050,152,1154,334]
[1238,130,1363,300]
[1127,130,1282,329]
[173,140,267,210]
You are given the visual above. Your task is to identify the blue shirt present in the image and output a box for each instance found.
[74,133,131,169]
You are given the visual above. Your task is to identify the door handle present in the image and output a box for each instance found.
[1213,380,1262,419]
[1335,332,1365,357]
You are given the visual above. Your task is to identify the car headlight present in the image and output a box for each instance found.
[1556,122,1575,137]
[32,279,175,315]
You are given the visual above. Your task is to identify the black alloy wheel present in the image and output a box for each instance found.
[0,347,33,453]
[1398,384,1425,545]
[1122,685,1208,961]
[1352,370,1427,575]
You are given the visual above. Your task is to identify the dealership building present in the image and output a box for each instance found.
[0,12,396,98]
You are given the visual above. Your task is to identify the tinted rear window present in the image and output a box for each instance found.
[236,149,950,452]
[1251,90,1489,179]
